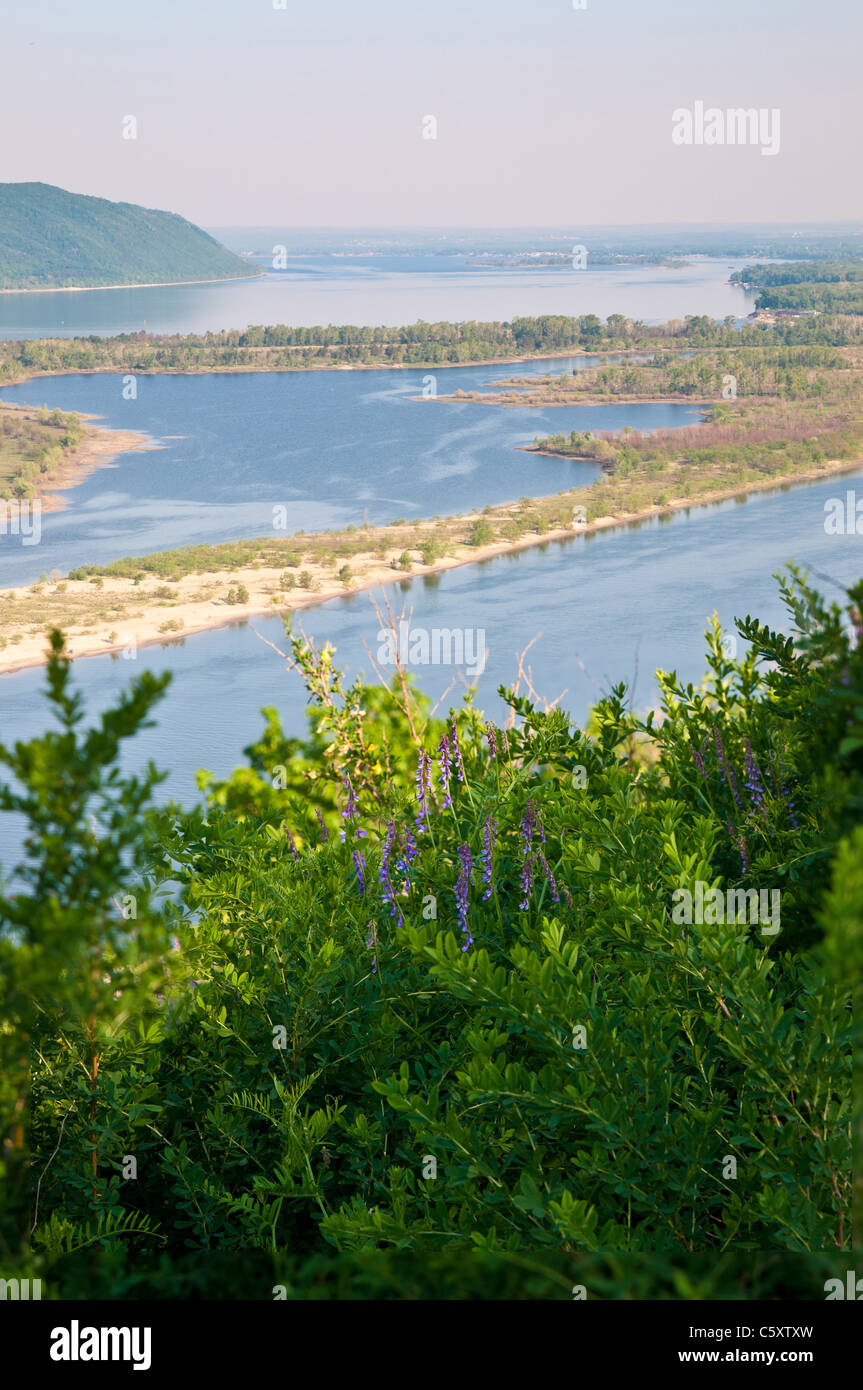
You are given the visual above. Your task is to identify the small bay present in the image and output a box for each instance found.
[0,362,702,586]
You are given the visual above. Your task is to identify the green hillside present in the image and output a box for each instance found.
[0,183,260,291]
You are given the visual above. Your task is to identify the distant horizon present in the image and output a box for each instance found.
[205,220,863,234]
[12,180,863,237]
[8,184,863,234]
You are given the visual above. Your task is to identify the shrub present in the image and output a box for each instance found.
[466,519,495,546]
[0,570,857,1298]
[419,538,444,565]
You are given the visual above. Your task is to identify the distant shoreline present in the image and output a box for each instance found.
[0,270,266,297]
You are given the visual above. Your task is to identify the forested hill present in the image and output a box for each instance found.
[0,183,260,291]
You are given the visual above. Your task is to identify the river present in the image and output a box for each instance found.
[2,254,855,869]
[0,255,754,339]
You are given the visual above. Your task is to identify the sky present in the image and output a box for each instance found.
[2,0,861,228]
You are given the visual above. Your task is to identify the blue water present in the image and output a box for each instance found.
[0,362,703,585]
[0,256,755,340]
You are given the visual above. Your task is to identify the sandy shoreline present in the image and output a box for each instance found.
[420,389,713,409]
[2,455,860,679]
[0,271,264,296]
[36,415,157,512]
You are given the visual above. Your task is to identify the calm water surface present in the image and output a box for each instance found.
[0,362,703,585]
[0,257,754,339]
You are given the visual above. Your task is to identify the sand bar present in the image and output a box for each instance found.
[1,455,860,678]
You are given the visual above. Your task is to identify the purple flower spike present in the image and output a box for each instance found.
[396,825,419,894]
[415,749,433,830]
[520,800,537,853]
[485,723,499,758]
[450,715,465,783]
[743,740,765,810]
[316,807,328,842]
[481,815,498,900]
[519,854,535,910]
[353,849,367,894]
[380,819,397,916]
[437,735,453,809]
[455,843,475,946]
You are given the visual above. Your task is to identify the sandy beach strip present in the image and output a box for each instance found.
[0,271,265,296]
[31,414,158,512]
[1,455,860,679]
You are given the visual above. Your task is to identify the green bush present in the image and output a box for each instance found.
[466,518,495,546]
[419,537,444,565]
[0,569,857,1298]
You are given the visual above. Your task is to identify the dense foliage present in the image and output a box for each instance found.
[0,182,257,291]
[3,312,863,385]
[518,343,863,517]
[560,346,847,399]
[0,403,83,499]
[732,258,863,316]
[0,571,858,1299]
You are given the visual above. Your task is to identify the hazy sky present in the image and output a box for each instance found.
[3,0,861,228]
